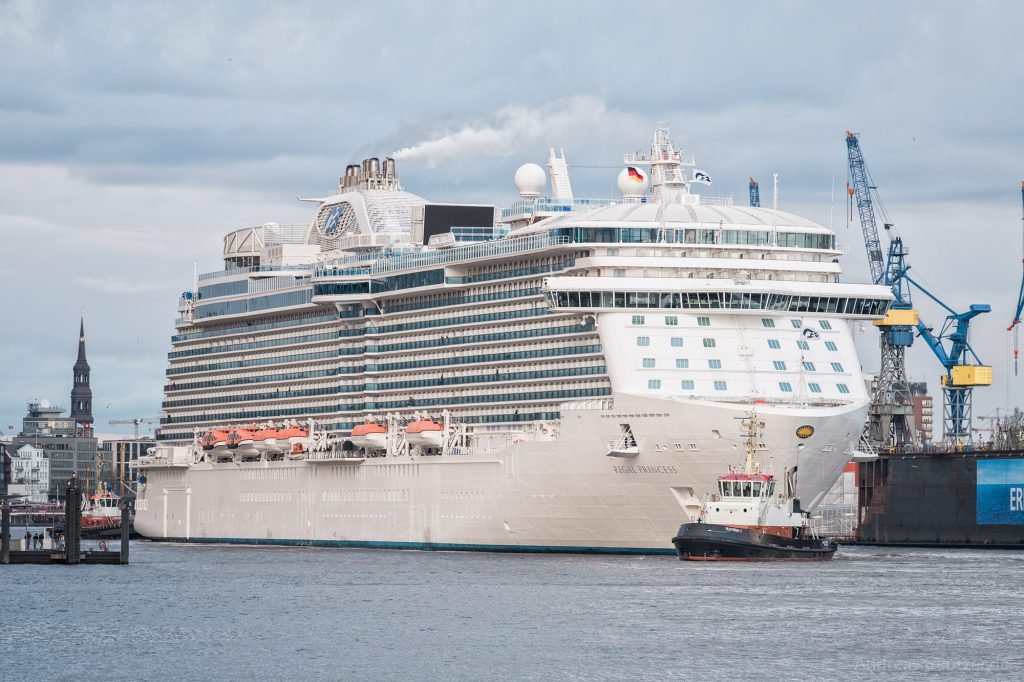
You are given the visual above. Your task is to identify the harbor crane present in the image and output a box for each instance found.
[845,131,991,447]
[108,417,160,439]
[1007,181,1024,375]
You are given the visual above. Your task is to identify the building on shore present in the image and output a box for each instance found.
[8,443,50,503]
[10,318,107,499]
[909,382,934,445]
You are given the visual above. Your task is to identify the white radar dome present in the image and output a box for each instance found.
[514,163,546,198]
[39,398,51,408]
[617,166,648,198]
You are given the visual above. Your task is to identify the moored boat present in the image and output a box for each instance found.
[81,488,124,534]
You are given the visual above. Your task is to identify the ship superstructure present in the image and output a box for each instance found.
[137,128,892,553]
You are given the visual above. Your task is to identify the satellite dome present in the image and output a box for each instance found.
[39,398,51,408]
[617,166,648,198]
[514,163,546,198]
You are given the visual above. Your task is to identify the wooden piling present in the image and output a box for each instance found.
[65,475,81,565]
[119,502,130,564]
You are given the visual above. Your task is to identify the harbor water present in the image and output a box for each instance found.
[2,543,1021,680]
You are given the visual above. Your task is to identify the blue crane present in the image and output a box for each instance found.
[1008,181,1024,375]
[845,131,991,445]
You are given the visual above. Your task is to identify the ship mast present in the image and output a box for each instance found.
[740,410,765,475]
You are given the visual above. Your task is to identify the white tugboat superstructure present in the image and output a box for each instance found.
[135,128,892,553]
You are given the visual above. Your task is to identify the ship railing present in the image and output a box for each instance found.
[304,450,365,463]
[501,197,615,219]
[809,505,857,540]
[198,263,317,283]
[365,233,573,275]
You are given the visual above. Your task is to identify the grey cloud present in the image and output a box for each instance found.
[1,0,1023,431]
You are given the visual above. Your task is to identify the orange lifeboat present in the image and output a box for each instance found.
[405,418,444,448]
[274,425,309,456]
[252,426,283,458]
[350,421,387,449]
[199,429,229,450]
[227,427,260,459]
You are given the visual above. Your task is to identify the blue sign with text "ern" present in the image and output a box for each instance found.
[977,459,1024,525]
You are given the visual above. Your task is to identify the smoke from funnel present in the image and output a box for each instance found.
[391,95,612,168]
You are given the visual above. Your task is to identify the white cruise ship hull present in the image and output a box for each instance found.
[136,394,866,553]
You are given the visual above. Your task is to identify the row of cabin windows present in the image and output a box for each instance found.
[645,358,845,373]
[639,336,840,353]
[646,380,850,393]
[632,315,704,326]
[762,319,834,330]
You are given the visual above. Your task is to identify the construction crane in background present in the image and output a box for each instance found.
[748,177,760,207]
[845,131,991,447]
[108,417,160,439]
[1007,181,1024,375]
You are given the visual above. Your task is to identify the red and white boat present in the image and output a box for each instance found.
[672,412,836,561]
[81,489,124,533]
[199,429,231,459]
[349,420,387,449]
[405,417,445,448]
[228,426,260,459]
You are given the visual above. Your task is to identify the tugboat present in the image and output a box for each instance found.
[672,411,837,561]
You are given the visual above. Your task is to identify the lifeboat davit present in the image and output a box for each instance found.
[405,418,444,448]
[350,421,387,449]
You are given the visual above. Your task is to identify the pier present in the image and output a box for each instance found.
[1,473,129,566]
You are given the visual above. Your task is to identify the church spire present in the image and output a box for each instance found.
[70,315,94,435]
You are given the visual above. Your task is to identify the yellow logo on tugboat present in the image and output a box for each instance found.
[795,425,815,439]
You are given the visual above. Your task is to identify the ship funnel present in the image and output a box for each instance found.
[369,157,380,178]
[385,157,396,180]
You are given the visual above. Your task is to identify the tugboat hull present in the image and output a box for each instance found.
[672,523,837,561]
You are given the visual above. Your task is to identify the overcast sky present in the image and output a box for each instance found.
[1,0,1021,439]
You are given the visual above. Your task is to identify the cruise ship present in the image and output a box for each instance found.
[134,128,893,553]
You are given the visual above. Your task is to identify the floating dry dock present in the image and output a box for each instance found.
[857,449,1024,548]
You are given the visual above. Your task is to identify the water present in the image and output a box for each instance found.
[2,543,1022,681]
